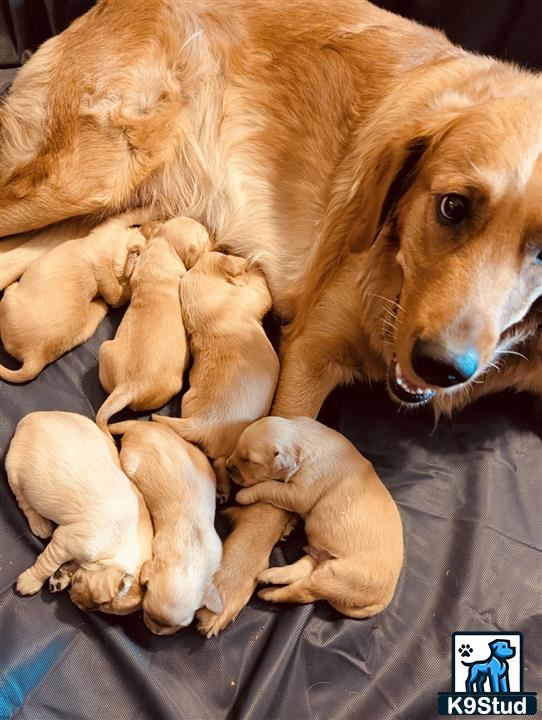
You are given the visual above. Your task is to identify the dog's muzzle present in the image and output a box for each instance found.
[387,357,436,405]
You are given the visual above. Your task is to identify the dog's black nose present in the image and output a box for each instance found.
[411,340,479,387]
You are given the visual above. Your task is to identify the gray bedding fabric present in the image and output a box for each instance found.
[1,310,541,720]
[1,2,541,719]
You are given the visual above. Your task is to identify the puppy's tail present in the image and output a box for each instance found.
[150,414,203,444]
[0,358,43,384]
[96,386,134,436]
[108,420,147,436]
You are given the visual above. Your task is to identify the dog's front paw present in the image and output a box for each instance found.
[257,586,284,603]
[216,489,230,505]
[196,573,255,638]
[49,564,74,593]
[16,570,43,596]
[235,488,259,505]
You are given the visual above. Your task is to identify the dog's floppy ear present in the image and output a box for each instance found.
[271,445,300,481]
[222,255,248,285]
[124,245,143,279]
[139,560,152,588]
[201,584,223,614]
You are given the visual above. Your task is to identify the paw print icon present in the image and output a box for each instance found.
[458,644,473,658]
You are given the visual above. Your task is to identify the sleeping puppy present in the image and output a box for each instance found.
[153,251,279,501]
[96,235,189,434]
[229,416,403,619]
[140,216,211,269]
[110,420,223,635]
[0,210,150,383]
[5,412,153,614]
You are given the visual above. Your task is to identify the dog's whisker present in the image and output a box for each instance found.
[485,361,501,374]
[496,349,528,362]
[369,293,406,314]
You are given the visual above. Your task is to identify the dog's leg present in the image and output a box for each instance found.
[0,216,96,290]
[9,481,55,539]
[272,333,352,418]
[258,555,316,585]
[196,503,290,637]
[236,481,312,514]
[17,528,73,595]
[257,577,316,604]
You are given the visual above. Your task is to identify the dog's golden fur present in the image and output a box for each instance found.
[230,417,403,618]
[0,211,149,383]
[153,251,279,487]
[5,412,153,614]
[96,234,189,434]
[111,420,223,635]
[0,0,540,630]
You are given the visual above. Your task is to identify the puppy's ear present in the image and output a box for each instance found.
[123,247,141,279]
[139,560,152,588]
[140,221,159,239]
[117,573,135,598]
[271,446,300,481]
[222,255,248,285]
[201,584,223,614]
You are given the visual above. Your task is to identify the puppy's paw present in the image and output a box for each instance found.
[196,590,249,638]
[16,570,43,596]
[235,488,259,505]
[196,572,255,638]
[257,567,285,585]
[49,564,74,593]
[257,587,284,603]
[216,488,230,505]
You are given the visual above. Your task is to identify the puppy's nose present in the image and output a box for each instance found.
[411,340,479,387]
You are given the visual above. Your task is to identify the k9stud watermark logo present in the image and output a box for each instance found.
[437,632,537,715]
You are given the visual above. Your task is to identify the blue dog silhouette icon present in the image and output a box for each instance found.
[462,639,515,693]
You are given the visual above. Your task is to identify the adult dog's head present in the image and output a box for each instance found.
[340,66,542,408]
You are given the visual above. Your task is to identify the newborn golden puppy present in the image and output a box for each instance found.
[110,420,223,635]
[5,412,153,614]
[153,251,279,500]
[230,417,404,619]
[140,216,211,269]
[96,235,189,434]
[0,211,149,383]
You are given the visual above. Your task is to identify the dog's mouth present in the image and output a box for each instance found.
[387,357,436,405]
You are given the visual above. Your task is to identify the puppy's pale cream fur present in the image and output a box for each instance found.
[229,417,403,617]
[96,235,189,434]
[5,412,153,614]
[0,211,151,383]
[111,420,223,635]
[153,251,279,498]
[140,216,211,269]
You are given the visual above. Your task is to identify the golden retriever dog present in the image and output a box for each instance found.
[0,211,149,383]
[140,216,211,269]
[0,0,540,629]
[153,251,279,498]
[110,420,223,635]
[5,412,153,614]
[96,235,189,434]
[229,417,403,618]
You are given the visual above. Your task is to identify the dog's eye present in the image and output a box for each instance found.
[437,194,469,225]
[535,249,542,265]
